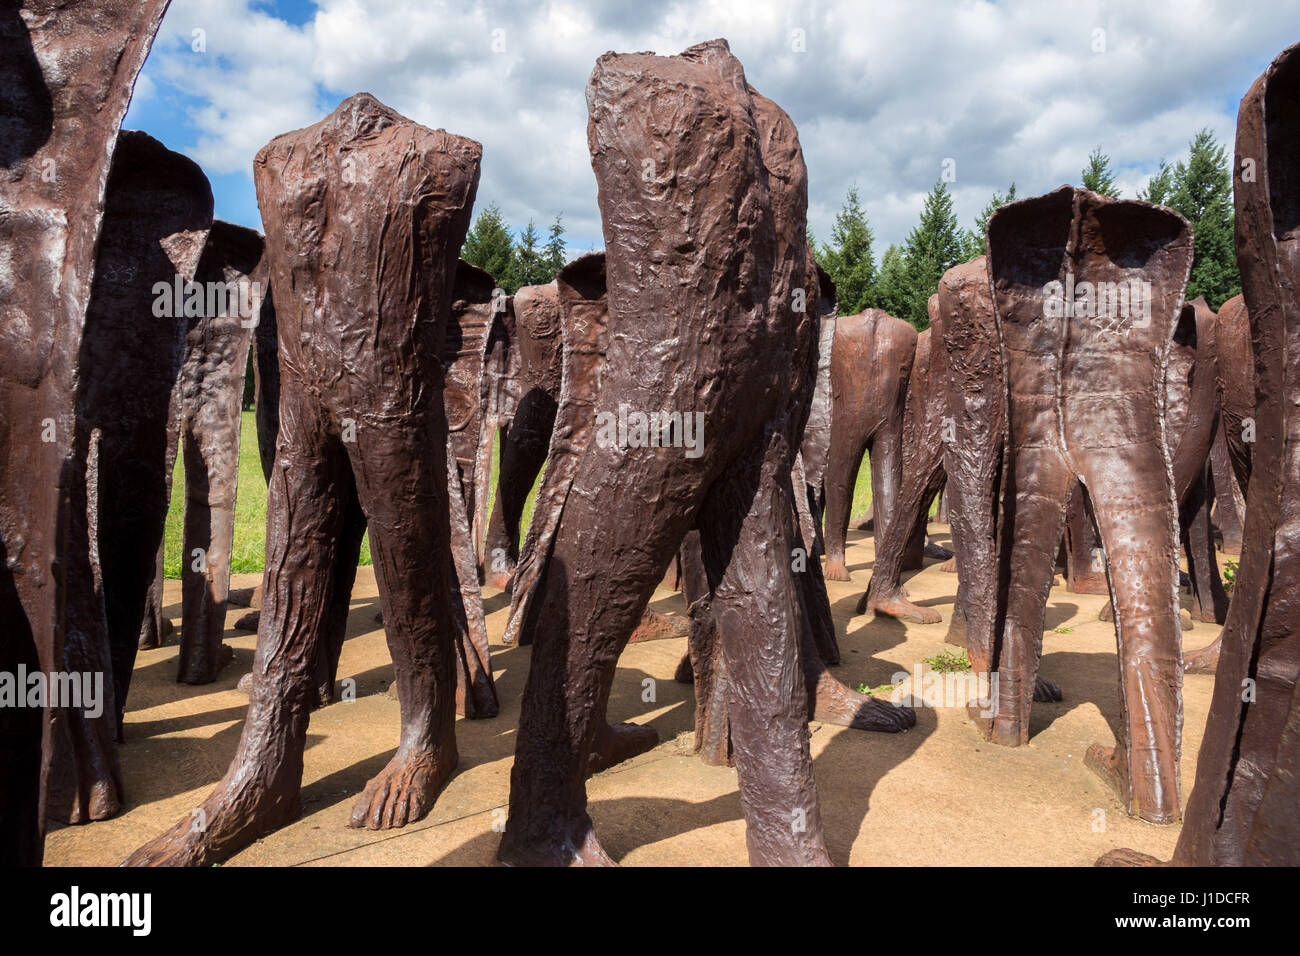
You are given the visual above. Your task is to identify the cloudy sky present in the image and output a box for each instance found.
[124,0,1300,257]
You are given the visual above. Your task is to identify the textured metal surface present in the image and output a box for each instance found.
[860,308,948,623]
[0,0,172,865]
[52,132,213,830]
[822,309,916,581]
[982,186,1191,825]
[1172,41,1300,865]
[173,222,262,685]
[480,282,562,589]
[500,43,832,866]
[126,94,483,866]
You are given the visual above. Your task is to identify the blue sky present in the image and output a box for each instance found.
[123,0,1300,260]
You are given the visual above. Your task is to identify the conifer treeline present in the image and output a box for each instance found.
[813,128,1241,329]
[460,202,568,293]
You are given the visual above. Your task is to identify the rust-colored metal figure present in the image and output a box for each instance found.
[1169,299,1229,625]
[173,222,264,685]
[935,258,1002,655]
[478,283,563,589]
[822,309,916,581]
[1103,43,1300,864]
[859,304,948,624]
[1184,293,1255,674]
[679,248,915,759]
[0,0,171,865]
[499,42,833,866]
[126,94,485,866]
[975,186,1191,826]
[51,131,213,827]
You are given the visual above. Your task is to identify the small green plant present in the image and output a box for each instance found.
[1223,559,1239,594]
[855,681,899,697]
[1053,625,1074,634]
[922,648,971,673]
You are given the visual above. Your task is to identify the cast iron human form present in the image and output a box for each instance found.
[967,186,1192,825]
[499,40,849,865]
[127,93,486,865]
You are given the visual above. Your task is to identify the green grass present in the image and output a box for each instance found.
[921,647,971,673]
[161,418,875,578]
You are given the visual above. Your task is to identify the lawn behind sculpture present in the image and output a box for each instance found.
[158,412,878,578]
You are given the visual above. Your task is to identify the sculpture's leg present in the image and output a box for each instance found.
[823,420,872,582]
[137,543,168,650]
[1080,448,1184,825]
[1064,478,1109,594]
[312,487,366,706]
[176,365,247,684]
[345,411,461,830]
[124,392,350,866]
[977,448,1072,745]
[484,397,555,590]
[1210,427,1244,553]
[697,432,831,866]
[679,531,732,766]
[48,432,124,824]
[498,450,692,866]
[860,446,944,624]
[1182,466,1229,624]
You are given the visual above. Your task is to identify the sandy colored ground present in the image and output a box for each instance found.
[44,524,1220,866]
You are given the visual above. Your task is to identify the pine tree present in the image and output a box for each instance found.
[874,243,908,319]
[817,185,876,315]
[898,181,964,329]
[1167,129,1239,308]
[962,182,1017,260]
[543,214,566,280]
[1081,147,1121,198]
[461,202,514,288]
[508,220,549,291]
[1138,160,1175,205]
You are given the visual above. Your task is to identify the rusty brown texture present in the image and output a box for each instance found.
[1171,41,1300,865]
[0,0,172,865]
[51,131,213,830]
[480,281,562,590]
[125,94,483,866]
[859,307,949,624]
[982,186,1191,825]
[173,222,263,685]
[822,309,916,582]
[499,42,834,866]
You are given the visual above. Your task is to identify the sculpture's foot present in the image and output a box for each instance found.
[1033,674,1063,702]
[236,672,253,695]
[863,592,942,624]
[138,616,174,650]
[1099,600,1113,622]
[850,512,873,532]
[937,556,958,573]
[1096,848,1163,866]
[1069,571,1110,595]
[812,673,915,732]
[233,609,259,631]
[1084,742,1178,825]
[587,722,660,775]
[673,651,693,684]
[373,609,383,625]
[627,609,690,643]
[1184,632,1222,674]
[226,587,257,608]
[498,822,617,867]
[48,750,124,825]
[823,555,852,582]
[123,773,301,867]
[347,744,458,830]
[177,642,235,685]
[923,539,954,561]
